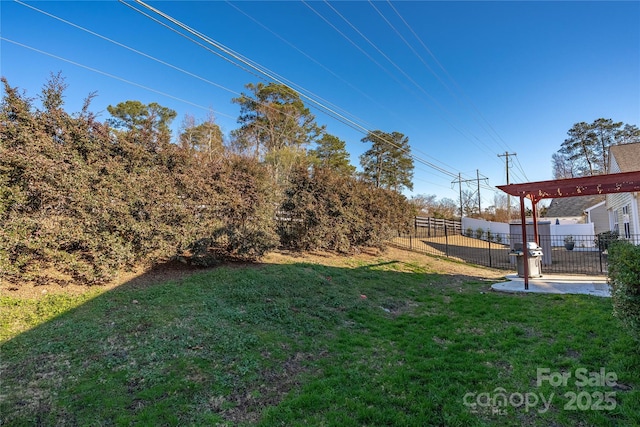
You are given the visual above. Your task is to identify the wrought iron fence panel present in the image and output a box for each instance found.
[390,223,632,276]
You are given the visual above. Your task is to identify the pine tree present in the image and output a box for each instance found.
[359,130,414,192]
[309,133,355,175]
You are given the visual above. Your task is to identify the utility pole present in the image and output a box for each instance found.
[457,173,462,218]
[498,152,517,221]
[452,171,489,217]
[477,169,482,214]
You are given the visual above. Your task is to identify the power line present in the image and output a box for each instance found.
[8,4,452,191]
[386,0,515,156]
[1,37,221,116]
[120,0,509,187]
[452,170,488,217]
[14,0,496,190]
[16,0,335,142]
[125,0,464,181]
[301,0,408,93]
[16,0,239,97]
[2,38,453,191]
[497,152,517,218]
[223,0,390,131]
[316,1,505,165]
[513,154,531,182]
[18,0,390,165]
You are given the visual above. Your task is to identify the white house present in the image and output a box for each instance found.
[607,142,640,242]
[584,200,608,235]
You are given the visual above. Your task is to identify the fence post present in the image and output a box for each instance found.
[488,238,492,268]
[445,224,449,257]
[599,248,603,273]
[414,217,418,238]
[410,234,412,250]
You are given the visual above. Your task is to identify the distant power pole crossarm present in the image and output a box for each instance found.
[498,152,517,220]
[452,171,488,217]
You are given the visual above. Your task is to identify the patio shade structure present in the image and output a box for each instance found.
[497,170,640,289]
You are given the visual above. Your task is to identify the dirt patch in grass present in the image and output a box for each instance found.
[216,351,323,424]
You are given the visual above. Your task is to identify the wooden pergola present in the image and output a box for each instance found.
[497,171,640,289]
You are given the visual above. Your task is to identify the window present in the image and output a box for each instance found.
[612,209,619,234]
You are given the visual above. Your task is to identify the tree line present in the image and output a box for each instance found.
[0,74,415,285]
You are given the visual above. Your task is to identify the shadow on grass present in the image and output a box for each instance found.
[1,258,638,426]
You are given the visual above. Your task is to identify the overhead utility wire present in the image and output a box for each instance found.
[119,0,370,152]
[5,36,337,155]
[7,2,437,186]
[118,0,352,137]
[513,155,530,182]
[369,0,491,167]
[318,1,503,167]
[300,0,414,98]
[16,0,300,132]
[13,1,444,186]
[26,0,470,187]
[18,0,449,185]
[372,1,505,165]
[0,37,221,116]
[382,2,511,161]
[322,0,431,92]
[368,0,445,93]
[301,0,464,176]
[21,0,352,147]
[14,1,455,187]
[123,0,378,150]
[386,0,514,155]
[126,0,462,181]
[118,0,259,79]
[16,0,238,98]
[226,1,464,181]
[125,1,360,135]
[18,0,349,147]
[224,0,387,131]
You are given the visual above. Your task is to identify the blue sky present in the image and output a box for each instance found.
[2,1,639,207]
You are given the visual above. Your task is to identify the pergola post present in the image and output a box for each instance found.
[519,196,529,290]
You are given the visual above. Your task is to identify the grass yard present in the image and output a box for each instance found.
[1,248,638,426]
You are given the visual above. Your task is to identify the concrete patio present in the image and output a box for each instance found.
[491,273,610,297]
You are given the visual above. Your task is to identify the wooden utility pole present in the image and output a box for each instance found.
[498,152,517,221]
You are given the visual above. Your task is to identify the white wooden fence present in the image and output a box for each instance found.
[461,218,597,248]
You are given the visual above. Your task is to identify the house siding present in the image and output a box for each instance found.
[606,143,640,243]
[610,155,621,173]
[632,195,640,243]
[587,202,609,234]
[607,193,640,242]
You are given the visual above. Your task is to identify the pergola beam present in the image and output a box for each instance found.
[497,171,640,203]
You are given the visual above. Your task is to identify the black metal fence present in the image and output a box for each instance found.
[390,223,627,276]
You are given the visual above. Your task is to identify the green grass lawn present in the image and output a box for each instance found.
[1,253,638,426]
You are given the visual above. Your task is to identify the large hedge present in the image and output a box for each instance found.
[0,77,277,284]
[1,76,414,286]
[607,240,640,343]
[279,165,414,252]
